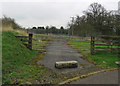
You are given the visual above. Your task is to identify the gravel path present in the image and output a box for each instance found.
[37,37,94,74]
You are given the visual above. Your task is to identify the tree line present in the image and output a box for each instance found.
[2,3,120,36]
[67,3,120,37]
[1,15,68,35]
[27,26,68,35]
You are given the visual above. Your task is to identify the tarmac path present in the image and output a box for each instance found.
[70,70,119,84]
[37,36,93,74]
[37,36,119,84]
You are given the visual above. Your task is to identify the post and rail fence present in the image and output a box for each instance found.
[15,33,52,50]
[15,33,33,50]
[15,34,120,54]
[91,35,120,55]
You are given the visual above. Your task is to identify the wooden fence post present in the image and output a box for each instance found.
[118,39,120,55]
[118,46,120,56]
[91,36,95,55]
[110,40,113,53]
[28,33,33,50]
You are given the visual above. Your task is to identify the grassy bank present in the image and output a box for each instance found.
[2,31,38,84]
[2,31,66,85]
[63,36,120,68]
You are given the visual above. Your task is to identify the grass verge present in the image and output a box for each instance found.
[2,31,67,85]
[64,36,120,68]
[2,31,38,84]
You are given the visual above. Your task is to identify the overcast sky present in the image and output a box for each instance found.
[0,0,120,28]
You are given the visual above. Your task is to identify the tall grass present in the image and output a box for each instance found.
[1,16,22,30]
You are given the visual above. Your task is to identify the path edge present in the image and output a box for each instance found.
[59,68,119,84]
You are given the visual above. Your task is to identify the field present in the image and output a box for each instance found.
[63,36,120,68]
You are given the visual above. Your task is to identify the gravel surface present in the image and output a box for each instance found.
[37,37,94,74]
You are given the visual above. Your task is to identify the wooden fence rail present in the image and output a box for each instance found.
[91,36,120,55]
[15,33,33,50]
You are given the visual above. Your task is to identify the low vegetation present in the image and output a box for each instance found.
[1,16,23,30]
[2,31,37,84]
[64,36,120,68]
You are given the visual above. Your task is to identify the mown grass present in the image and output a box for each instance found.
[2,31,47,84]
[64,36,120,68]
[88,52,119,67]
[69,40,90,51]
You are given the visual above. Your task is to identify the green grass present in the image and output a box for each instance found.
[2,31,56,84]
[64,36,120,68]
[2,31,36,71]
[94,41,119,51]
[32,41,47,49]
[2,31,45,84]
[32,34,52,50]
[7,64,46,84]
[88,52,120,67]
[69,40,90,52]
